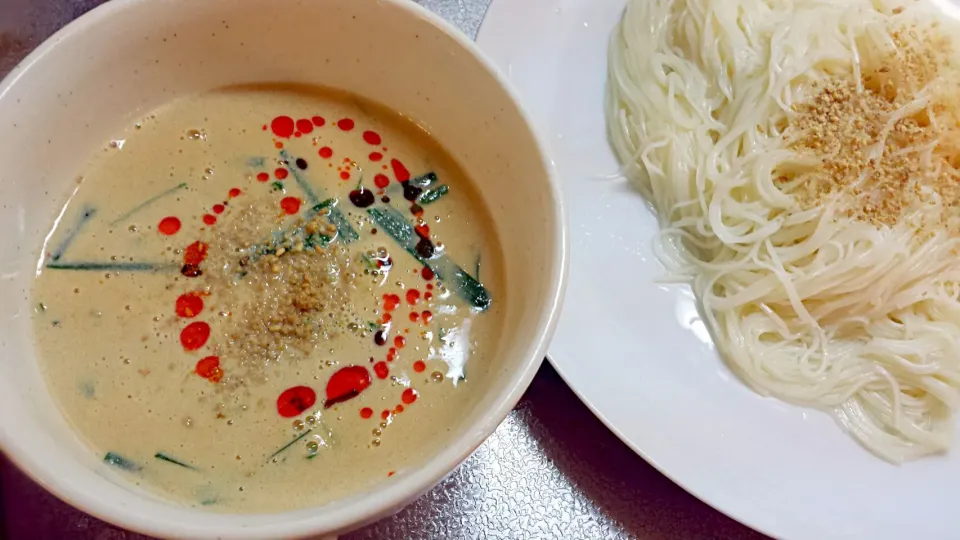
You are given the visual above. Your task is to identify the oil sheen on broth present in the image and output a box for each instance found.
[32,85,504,513]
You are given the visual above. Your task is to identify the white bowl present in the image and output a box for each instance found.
[0,0,567,537]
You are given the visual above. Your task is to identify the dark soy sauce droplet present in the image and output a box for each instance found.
[401,181,422,202]
[415,236,435,259]
[349,188,375,208]
[295,158,308,170]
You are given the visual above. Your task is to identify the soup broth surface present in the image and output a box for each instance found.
[32,85,503,513]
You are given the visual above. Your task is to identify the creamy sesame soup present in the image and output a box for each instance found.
[32,85,504,513]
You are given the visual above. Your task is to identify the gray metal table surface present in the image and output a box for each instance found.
[0,1,767,538]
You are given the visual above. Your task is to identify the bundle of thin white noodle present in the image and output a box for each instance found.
[607,0,960,462]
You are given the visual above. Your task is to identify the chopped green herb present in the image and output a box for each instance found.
[110,183,187,225]
[312,198,336,212]
[280,150,358,242]
[46,262,173,272]
[37,302,46,312]
[267,428,314,462]
[360,253,380,272]
[306,452,319,460]
[271,181,284,192]
[367,321,379,332]
[409,172,438,188]
[104,452,141,472]
[155,452,198,470]
[367,207,491,311]
[200,498,218,506]
[418,184,449,205]
[241,218,332,268]
[51,205,97,261]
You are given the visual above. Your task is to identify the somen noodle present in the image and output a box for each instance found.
[607,0,960,462]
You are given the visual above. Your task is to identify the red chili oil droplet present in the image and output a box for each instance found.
[381,313,393,324]
[229,188,242,198]
[202,214,217,225]
[296,118,314,134]
[363,131,382,145]
[388,471,395,477]
[184,241,208,266]
[381,410,390,420]
[277,385,317,418]
[390,159,410,182]
[409,312,419,322]
[425,292,433,301]
[294,131,302,138]
[374,361,389,379]
[422,267,435,280]
[256,172,270,182]
[158,216,181,236]
[324,366,371,408]
[394,336,406,348]
[374,174,390,189]
[406,289,420,305]
[319,146,333,159]
[369,152,383,162]
[394,404,405,414]
[213,204,225,214]
[360,407,373,419]
[383,294,400,311]
[275,168,288,180]
[415,224,430,238]
[340,171,351,181]
[195,356,223,382]
[401,388,418,404]
[262,124,268,131]
[422,311,433,324]
[275,141,284,149]
[280,197,301,215]
[271,116,296,139]
[175,293,204,318]
[180,321,210,351]
[413,360,426,373]
[312,116,326,127]
[337,118,355,131]
[426,284,434,290]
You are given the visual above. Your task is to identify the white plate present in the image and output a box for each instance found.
[477,1,960,538]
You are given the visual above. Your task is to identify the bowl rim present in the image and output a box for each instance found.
[0,0,569,537]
